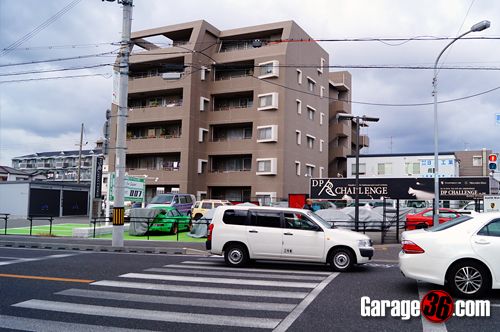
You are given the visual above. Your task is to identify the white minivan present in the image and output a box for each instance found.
[207,206,374,271]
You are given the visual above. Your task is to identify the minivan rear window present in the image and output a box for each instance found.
[223,210,248,225]
[150,194,174,204]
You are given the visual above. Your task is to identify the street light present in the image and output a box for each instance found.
[337,114,379,231]
[432,20,490,225]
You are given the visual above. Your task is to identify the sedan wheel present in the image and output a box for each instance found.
[448,262,490,298]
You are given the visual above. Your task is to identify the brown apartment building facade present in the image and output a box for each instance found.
[108,20,360,203]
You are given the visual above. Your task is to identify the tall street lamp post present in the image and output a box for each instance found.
[432,20,490,225]
[338,114,379,232]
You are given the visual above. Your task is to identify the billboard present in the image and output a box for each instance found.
[108,173,146,202]
[310,177,491,200]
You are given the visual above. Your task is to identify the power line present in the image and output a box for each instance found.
[0,50,118,68]
[0,73,111,84]
[0,63,114,77]
[0,0,83,57]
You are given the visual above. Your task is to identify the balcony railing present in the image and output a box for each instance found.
[209,168,251,173]
[210,136,252,142]
[129,71,185,80]
[129,100,182,109]
[214,71,254,81]
[127,134,181,140]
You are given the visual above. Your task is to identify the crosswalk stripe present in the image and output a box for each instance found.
[57,288,296,312]
[120,273,318,288]
[0,314,155,332]
[145,268,326,281]
[91,280,308,299]
[13,299,282,329]
[172,263,332,275]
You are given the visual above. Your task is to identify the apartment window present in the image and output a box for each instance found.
[258,60,279,78]
[319,167,324,178]
[297,69,302,84]
[197,159,208,174]
[257,92,278,111]
[200,66,208,81]
[295,161,301,175]
[320,139,324,152]
[296,99,302,114]
[307,77,316,92]
[320,86,325,98]
[320,112,325,125]
[198,128,208,142]
[307,105,316,120]
[472,156,483,167]
[256,158,277,175]
[352,163,366,175]
[377,163,393,175]
[405,162,420,175]
[306,135,315,149]
[305,164,315,177]
[256,125,278,143]
[296,130,301,145]
[200,97,210,111]
[318,57,326,74]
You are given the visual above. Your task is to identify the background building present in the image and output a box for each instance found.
[108,20,366,203]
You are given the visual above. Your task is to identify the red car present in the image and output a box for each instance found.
[405,208,461,230]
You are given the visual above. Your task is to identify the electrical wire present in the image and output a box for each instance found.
[0,50,119,68]
[0,63,114,77]
[0,73,111,84]
[0,0,83,57]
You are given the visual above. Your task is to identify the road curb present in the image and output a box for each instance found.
[0,240,207,255]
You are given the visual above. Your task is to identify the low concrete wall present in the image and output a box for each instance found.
[73,224,130,238]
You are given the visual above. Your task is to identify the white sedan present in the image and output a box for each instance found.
[399,212,500,298]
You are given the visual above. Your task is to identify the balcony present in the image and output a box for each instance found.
[359,135,370,148]
[128,104,183,124]
[331,121,350,138]
[329,100,350,115]
[127,136,183,154]
[128,73,185,94]
[126,168,183,185]
[331,145,350,158]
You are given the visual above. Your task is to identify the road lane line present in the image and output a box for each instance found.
[57,288,297,312]
[13,299,282,329]
[145,268,326,281]
[0,253,78,266]
[417,282,448,332]
[273,272,340,332]
[120,272,318,288]
[91,280,308,299]
[0,273,94,283]
[0,314,155,332]
[169,263,332,275]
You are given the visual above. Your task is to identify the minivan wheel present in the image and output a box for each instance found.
[330,248,354,272]
[224,244,248,267]
[447,261,490,298]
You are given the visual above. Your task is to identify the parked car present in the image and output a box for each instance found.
[399,212,500,297]
[405,208,460,230]
[148,206,192,234]
[191,200,232,220]
[147,193,195,216]
[312,200,337,210]
[124,202,142,222]
[457,201,483,213]
[207,206,374,271]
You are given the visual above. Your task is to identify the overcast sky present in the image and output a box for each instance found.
[1,0,499,165]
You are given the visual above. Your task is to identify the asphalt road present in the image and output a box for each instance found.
[0,246,498,331]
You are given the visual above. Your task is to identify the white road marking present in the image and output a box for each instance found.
[145,267,326,281]
[170,263,332,275]
[273,272,340,332]
[57,288,296,312]
[0,314,155,332]
[120,272,318,288]
[13,299,282,329]
[417,283,448,332]
[0,253,77,266]
[91,280,308,299]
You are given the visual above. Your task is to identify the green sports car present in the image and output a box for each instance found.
[148,206,192,234]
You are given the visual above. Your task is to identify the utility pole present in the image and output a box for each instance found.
[104,0,133,247]
[77,123,84,184]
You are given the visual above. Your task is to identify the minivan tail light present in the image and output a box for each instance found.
[401,240,425,254]
[207,223,214,241]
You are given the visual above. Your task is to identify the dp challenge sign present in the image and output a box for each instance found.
[108,173,146,202]
[310,177,492,200]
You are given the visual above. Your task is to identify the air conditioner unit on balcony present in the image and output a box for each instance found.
[162,72,182,80]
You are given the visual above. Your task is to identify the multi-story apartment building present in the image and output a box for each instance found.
[108,20,363,203]
[12,149,103,182]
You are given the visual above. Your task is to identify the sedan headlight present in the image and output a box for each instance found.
[358,239,373,248]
